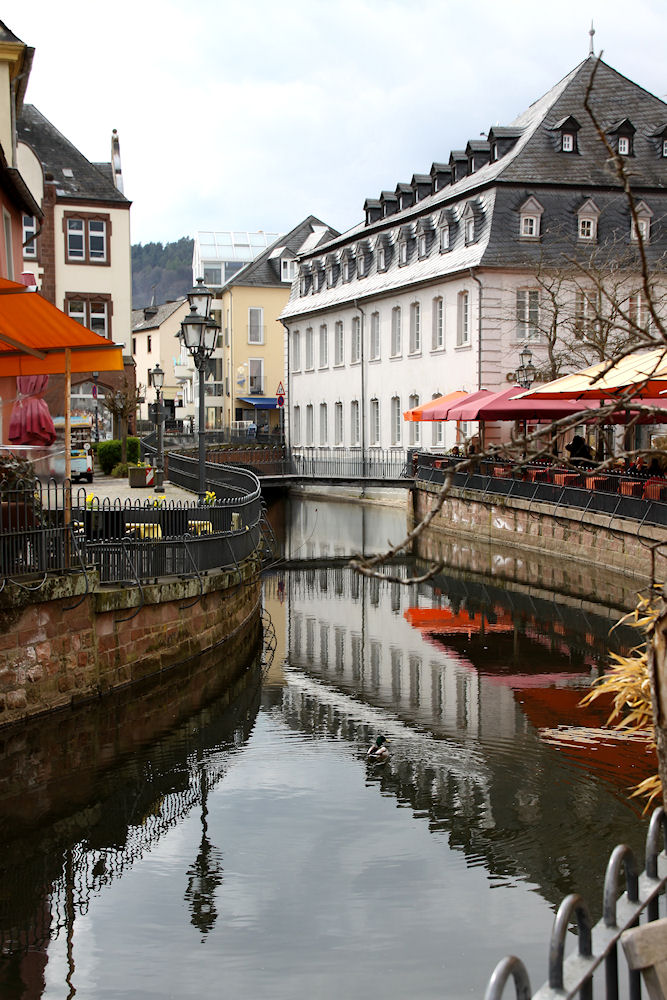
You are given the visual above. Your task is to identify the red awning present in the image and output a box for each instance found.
[479,395,600,421]
[403,389,468,422]
[444,389,498,421]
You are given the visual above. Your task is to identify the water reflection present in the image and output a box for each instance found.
[0,494,657,1000]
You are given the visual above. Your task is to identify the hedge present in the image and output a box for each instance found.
[97,437,140,474]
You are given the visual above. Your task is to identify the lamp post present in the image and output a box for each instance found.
[151,363,165,492]
[92,372,100,442]
[515,346,537,390]
[180,279,218,502]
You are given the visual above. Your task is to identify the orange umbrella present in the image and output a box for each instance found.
[403,389,467,421]
[0,277,124,376]
[517,349,667,400]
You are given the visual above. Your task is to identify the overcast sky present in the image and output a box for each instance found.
[7,0,666,247]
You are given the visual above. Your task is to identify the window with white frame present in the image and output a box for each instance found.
[574,289,598,338]
[350,400,360,445]
[334,402,343,445]
[319,403,328,445]
[631,202,653,243]
[319,324,328,367]
[378,245,386,271]
[65,214,109,263]
[464,217,475,244]
[627,291,649,332]
[326,261,335,288]
[562,133,574,152]
[22,215,37,258]
[305,404,314,445]
[305,327,314,369]
[418,234,427,258]
[391,306,402,356]
[357,252,366,277]
[370,398,380,445]
[409,301,421,354]
[398,241,408,265]
[292,405,301,445]
[351,316,361,363]
[66,295,111,338]
[334,321,344,365]
[431,393,444,447]
[439,225,450,252]
[516,289,540,340]
[456,291,470,346]
[390,396,401,445]
[432,296,444,350]
[618,135,632,156]
[577,200,599,242]
[370,311,380,360]
[248,307,263,344]
[408,394,420,445]
[281,258,297,282]
[663,139,667,158]
[292,329,301,371]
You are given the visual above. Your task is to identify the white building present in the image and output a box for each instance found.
[280,56,667,454]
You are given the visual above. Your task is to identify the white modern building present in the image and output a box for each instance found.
[280,56,667,455]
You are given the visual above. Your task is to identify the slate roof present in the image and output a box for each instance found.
[132,298,187,332]
[220,216,340,289]
[17,105,130,205]
[282,56,666,321]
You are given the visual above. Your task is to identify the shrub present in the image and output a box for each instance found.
[110,462,128,478]
[97,437,140,474]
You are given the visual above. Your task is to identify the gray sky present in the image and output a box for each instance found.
[7,0,666,246]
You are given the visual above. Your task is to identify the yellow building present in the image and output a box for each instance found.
[215,216,337,435]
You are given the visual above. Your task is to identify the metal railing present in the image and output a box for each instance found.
[415,453,667,528]
[172,445,409,481]
[485,806,667,999]
[1,473,263,585]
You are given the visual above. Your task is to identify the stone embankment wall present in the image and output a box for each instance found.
[411,482,667,605]
[0,564,261,729]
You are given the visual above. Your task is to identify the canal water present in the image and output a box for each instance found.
[0,495,656,1000]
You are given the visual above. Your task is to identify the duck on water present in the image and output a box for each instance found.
[367,736,389,763]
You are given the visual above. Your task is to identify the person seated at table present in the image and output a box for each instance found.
[565,435,593,466]
[450,446,461,457]
[628,455,648,477]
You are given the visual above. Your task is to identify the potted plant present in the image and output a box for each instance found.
[128,460,154,487]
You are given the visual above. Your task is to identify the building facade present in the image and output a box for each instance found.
[280,56,667,453]
[131,297,190,428]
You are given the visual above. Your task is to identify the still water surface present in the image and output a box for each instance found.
[0,496,656,999]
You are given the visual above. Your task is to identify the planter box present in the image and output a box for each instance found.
[128,466,154,488]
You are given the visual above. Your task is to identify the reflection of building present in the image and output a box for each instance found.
[281,56,667,453]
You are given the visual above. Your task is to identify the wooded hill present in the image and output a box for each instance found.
[131,237,194,309]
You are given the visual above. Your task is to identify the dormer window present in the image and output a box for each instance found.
[399,241,408,265]
[439,226,450,251]
[299,269,311,296]
[490,143,497,162]
[663,139,667,158]
[418,234,427,258]
[519,196,544,240]
[281,258,297,282]
[552,116,581,154]
[462,202,477,245]
[631,201,653,243]
[609,119,636,158]
[577,199,600,242]
[357,253,365,277]
[378,245,387,271]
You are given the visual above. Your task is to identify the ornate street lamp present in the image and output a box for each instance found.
[180,280,219,501]
[515,346,537,389]
[151,363,165,492]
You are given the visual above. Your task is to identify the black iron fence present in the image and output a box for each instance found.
[416,453,667,528]
[1,473,263,586]
[290,447,408,479]
[485,806,667,999]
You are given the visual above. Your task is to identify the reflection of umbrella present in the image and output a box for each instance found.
[403,390,467,422]
[8,375,56,445]
[517,349,667,400]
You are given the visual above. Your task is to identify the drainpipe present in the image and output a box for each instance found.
[354,299,366,491]
[228,287,233,432]
[469,268,483,391]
